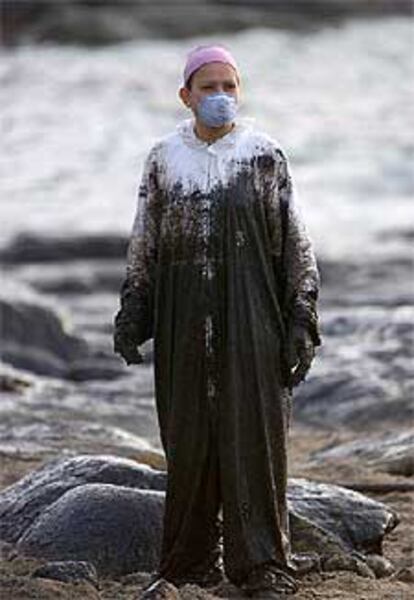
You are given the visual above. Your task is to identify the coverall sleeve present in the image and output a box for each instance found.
[114,146,163,346]
[276,149,322,348]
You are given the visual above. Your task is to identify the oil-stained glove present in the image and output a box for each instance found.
[287,325,315,387]
[114,336,144,366]
[113,317,144,366]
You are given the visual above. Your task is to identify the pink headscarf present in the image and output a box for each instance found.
[183,44,239,87]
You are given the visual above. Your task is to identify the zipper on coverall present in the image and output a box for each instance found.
[204,146,216,405]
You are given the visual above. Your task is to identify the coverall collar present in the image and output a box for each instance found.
[177,117,255,151]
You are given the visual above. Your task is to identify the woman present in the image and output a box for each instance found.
[114,44,321,598]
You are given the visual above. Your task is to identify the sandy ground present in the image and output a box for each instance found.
[0,424,412,599]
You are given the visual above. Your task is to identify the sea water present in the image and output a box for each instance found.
[1,16,413,261]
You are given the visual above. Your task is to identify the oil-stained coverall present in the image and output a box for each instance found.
[113,117,321,587]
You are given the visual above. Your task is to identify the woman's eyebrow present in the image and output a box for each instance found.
[199,79,236,85]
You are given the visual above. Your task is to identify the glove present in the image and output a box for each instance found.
[113,315,144,366]
[114,336,144,366]
[287,325,315,387]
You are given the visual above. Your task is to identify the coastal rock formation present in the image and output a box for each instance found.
[0,233,128,264]
[2,1,412,46]
[0,422,164,471]
[0,281,125,380]
[1,232,412,430]
[294,303,413,428]
[309,430,414,477]
[0,455,399,577]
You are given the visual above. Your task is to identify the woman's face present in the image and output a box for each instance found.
[179,62,241,116]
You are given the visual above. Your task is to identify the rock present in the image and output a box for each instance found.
[179,583,227,599]
[321,553,375,578]
[18,484,164,576]
[14,261,124,295]
[309,430,414,477]
[140,578,180,599]
[319,257,414,308]
[32,560,98,587]
[2,1,412,46]
[0,455,398,578]
[294,305,413,428]
[393,567,414,584]
[0,281,125,380]
[0,540,16,560]
[290,551,321,575]
[0,455,166,544]
[0,282,86,377]
[379,227,414,243]
[288,478,399,556]
[293,256,413,431]
[0,371,32,393]
[0,555,102,599]
[0,232,128,263]
[68,356,127,382]
[0,419,164,464]
[364,554,395,578]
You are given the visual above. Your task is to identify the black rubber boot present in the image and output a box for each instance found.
[239,563,299,598]
[167,550,225,588]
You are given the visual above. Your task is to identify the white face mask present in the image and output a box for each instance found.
[196,92,238,128]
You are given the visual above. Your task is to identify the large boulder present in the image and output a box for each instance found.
[0,281,125,380]
[0,455,399,577]
[0,455,166,544]
[288,479,397,556]
[18,484,165,576]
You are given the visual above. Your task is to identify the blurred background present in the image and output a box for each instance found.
[0,0,413,472]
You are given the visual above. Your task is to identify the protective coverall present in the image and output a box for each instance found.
[114,117,321,586]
